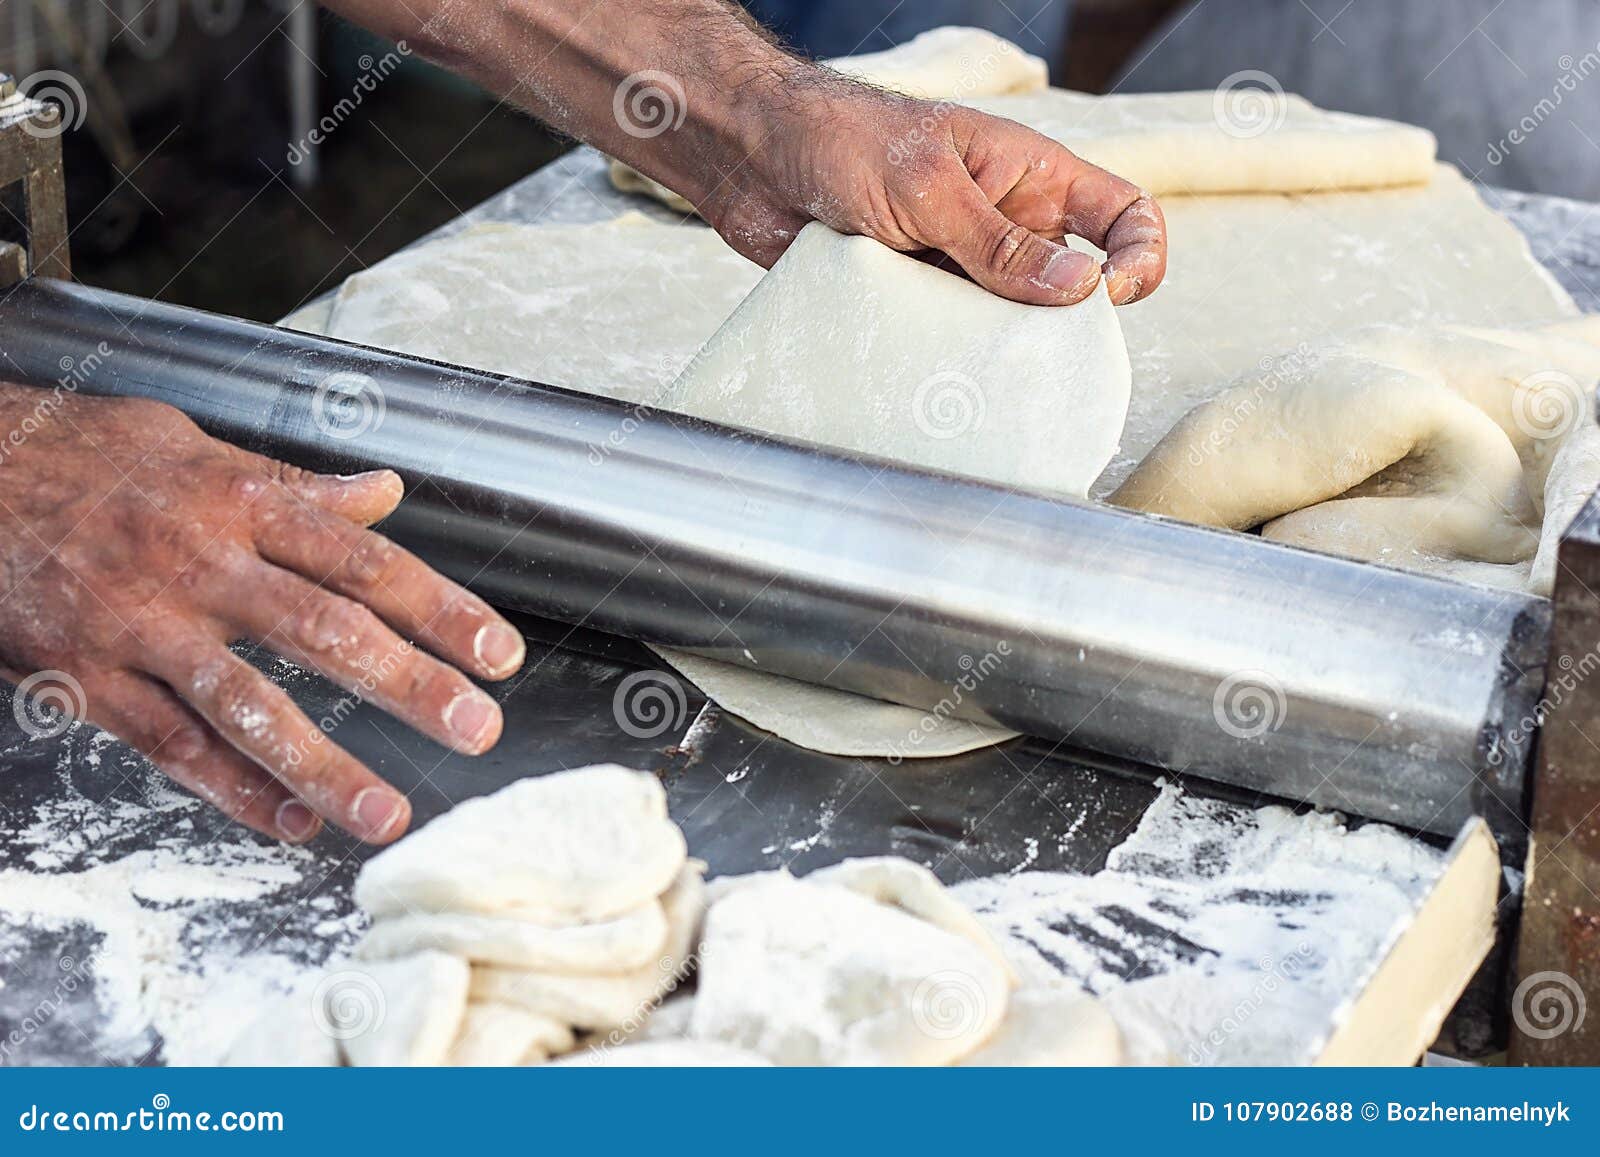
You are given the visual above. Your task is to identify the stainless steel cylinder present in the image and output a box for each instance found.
[0,277,1547,843]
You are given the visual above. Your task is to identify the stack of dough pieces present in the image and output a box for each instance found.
[567,856,1122,1067]
[225,765,704,1066]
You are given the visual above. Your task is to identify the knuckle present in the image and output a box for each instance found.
[987,223,1034,275]
[331,533,404,593]
[285,595,379,659]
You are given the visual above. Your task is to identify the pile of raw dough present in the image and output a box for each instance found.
[225,766,704,1065]
[222,765,1118,1067]
[1112,318,1600,593]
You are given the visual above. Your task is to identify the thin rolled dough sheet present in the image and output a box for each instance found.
[326,215,762,403]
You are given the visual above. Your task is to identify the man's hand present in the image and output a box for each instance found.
[326,0,1165,307]
[695,77,1168,307]
[0,386,525,844]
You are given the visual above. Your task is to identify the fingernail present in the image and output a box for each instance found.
[1106,268,1142,305]
[1040,248,1099,299]
[352,787,407,840]
[473,623,526,677]
[445,690,499,750]
[275,799,319,842]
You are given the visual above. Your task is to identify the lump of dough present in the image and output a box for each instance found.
[807,856,1017,982]
[970,89,1436,196]
[958,985,1123,1066]
[337,951,470,1067]
[1112,320,1600,591]
[470,862,706,1030]
[356,897,670,973]
[1110,347,1541,571]
[447,1003,575,1066]
[663,222,1131,502]
[355,765,686,924]
[689,874,1011,1065]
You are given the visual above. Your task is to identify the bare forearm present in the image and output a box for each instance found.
[321,0,809,202]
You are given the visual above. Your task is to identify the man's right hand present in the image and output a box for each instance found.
[0,384,526,844]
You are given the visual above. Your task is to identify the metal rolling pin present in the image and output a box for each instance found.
[0,276,1548,843]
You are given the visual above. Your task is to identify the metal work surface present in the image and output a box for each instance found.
[0,148,1596,1065]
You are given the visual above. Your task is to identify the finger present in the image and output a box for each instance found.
[1098,195,1167,305]
[251,494,525,682]
[144,638,411,844]
[230,558,503,755]
[226,445,404,526]
[90,671,322,843]
[968,124,1168,305]
[915,161,1104,306]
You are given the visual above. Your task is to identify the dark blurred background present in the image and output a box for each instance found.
[3,0,1595,322]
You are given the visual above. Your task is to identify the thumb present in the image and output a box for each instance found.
[919,175,1102,306]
